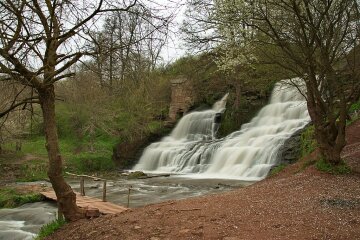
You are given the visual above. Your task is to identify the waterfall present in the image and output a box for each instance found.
[133,79,310,180]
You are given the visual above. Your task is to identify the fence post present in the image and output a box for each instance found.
[102,180,107,202]
[127,186,132,208]
[80,176,85,196]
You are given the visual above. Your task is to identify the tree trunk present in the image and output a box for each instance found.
[38,85,86,221]
[233,82,242,110]
[307,101,346,166]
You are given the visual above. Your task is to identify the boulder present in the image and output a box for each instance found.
[278,124,310,165]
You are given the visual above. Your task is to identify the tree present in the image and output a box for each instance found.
[184,0,360,164]
[183,0,256,109]
[200,0,359,165]
[249,0,360,165]
[87,7,169,92]
[0,0,138,221]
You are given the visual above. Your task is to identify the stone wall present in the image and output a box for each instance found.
[168,77,196,121]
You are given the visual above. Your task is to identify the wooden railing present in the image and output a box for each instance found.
[66,172,107,202]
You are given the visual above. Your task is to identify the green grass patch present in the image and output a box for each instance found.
[0,188,43,208]
[270,164,287,176]
[300,125,317,158]
[35,219,66,240]
[315,158,352,175]
[21,137,76,158]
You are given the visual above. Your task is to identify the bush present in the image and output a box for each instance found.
[35,219,66,240]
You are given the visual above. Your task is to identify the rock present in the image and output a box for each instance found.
[134,225,141,230]
[85,208,100,218]
[179,229,190,234]
[127,171,147,179]
[90,184,100,189]
[278,123,310,165]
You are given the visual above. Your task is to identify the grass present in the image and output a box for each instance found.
[35,219,66,240]
[315,158,352,175]
[0,188,43,208]
[270,164,287,176]
[17,159,49,182]
[300,125,317,158]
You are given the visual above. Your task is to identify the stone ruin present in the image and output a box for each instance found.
[168,76,196,121]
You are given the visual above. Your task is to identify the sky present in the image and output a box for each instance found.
[151,0,188,63]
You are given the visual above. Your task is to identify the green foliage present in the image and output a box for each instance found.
[0,188,43,208]
[270,164,287,176]
[347,99,360,125]
[315,158,352,175]
[35,219,66,240]
[300,125,317,158]
[349,99,360,113]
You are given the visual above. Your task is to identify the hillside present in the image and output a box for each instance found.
[46,120,360,240]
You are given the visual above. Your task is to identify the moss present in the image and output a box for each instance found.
[127,171,147,179]
[270,164,287,176]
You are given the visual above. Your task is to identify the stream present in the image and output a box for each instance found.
[0,177,253,239]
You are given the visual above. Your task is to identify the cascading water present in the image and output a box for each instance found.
[134,79,310,180]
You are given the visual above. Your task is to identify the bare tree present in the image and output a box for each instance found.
[87,5,169,93]
[0,0,138,221]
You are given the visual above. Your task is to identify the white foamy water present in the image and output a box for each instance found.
[0,202,57,240]
[134,79,310,180]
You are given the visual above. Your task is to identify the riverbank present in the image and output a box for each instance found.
[46,120,360,240]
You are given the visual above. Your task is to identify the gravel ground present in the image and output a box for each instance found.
[47,120,360,240]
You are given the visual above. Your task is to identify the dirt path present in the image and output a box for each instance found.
[47,120,360,240]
